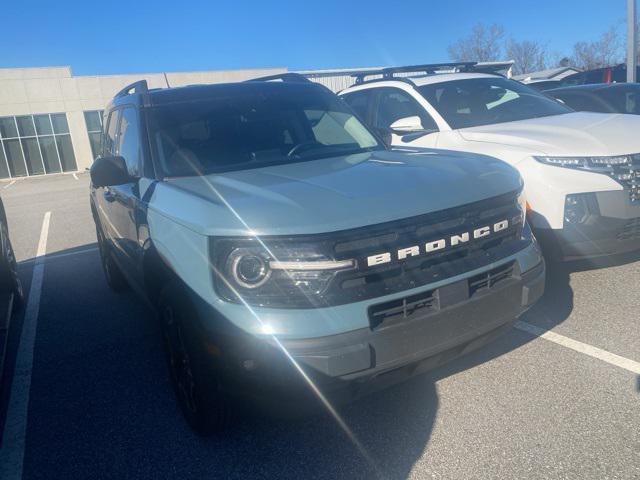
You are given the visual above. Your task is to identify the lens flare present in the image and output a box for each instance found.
[166,167,382,476]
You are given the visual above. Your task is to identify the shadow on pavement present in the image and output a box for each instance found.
[4,243,437,480]
[5,244,639,479]
[435,249,640,383]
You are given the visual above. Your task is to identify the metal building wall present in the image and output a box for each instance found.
[296,68,384,92]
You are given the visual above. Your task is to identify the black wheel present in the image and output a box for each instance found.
[158,282,232,435]
[95,222,128,292]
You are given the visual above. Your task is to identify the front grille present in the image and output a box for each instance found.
[468,262,515,297]
[326,190,527,305]
[368,261,517,330]
[369,289,437,329]
[618,217,640,240]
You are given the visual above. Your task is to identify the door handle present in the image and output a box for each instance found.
[103,189,116,203]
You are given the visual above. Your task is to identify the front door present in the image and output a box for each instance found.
[95,109,122,247]
[108,106,143,277]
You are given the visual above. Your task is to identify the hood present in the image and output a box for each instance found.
[156,149,521,236]
[458,112,640,157]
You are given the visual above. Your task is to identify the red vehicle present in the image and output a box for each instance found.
[559,64,640,86]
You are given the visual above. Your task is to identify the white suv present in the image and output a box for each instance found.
[339,64,640,261]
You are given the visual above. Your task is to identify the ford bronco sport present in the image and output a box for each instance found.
[89,73,545,435]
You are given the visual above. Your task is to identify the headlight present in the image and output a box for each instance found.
[564,195,585,224]
[517,189,528,221]
[564,193,598,225]
[590,156,630,166]
[228,249,271,289]
[533,154,635,171]
[534,154,640,202]
[212,238,355,308]
[534,156,589,168]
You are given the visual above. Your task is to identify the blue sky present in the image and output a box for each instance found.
[0,0,628,75]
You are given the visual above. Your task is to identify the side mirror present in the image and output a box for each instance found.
[90,156,132,187]
[389,116,424,134]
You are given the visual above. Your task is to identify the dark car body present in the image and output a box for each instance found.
[558,64,640,87]
[522,79,563,92]
[545,83,640,115]
[0,195,23,385]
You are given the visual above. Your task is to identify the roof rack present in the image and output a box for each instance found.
[114,79,151,106]
[352,62,509,85]
[114,79,149,98]
[246,72,312,84]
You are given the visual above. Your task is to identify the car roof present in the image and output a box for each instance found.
[409,72,498,86]
[112,80,329,107]
[342,72,500,92]
[545,83,640,94]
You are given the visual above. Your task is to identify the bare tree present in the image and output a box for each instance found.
[570,27,622,69]
[447,23,505,62]
[506,40,549,75]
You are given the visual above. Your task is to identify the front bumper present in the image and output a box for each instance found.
[535,190,640,261]
[192,257,545,412]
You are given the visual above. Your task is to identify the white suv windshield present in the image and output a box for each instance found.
[148,87,381,177]
[418,77,572,129]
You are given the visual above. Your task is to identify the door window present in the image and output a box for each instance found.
[342,90,374,122]
[104,110,120,157]
[374,88,438,132]
[115,107,141,177]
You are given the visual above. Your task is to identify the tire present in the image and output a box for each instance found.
[95,222,128,292]
[10,264,23,312]
[158,282,232,435]
[0,220,23,310]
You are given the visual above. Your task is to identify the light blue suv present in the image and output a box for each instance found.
[89,73,545,435]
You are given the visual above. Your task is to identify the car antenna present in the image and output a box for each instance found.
[163,72,170,88]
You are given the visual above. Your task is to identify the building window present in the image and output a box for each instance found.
[84,110,104,160]
[0,113,78,179]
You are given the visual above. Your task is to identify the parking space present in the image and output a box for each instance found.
[0,174,639,479]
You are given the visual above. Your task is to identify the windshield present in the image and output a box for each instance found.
[418,77,572,129]
[597,85,640,114]
[148,87,381,177]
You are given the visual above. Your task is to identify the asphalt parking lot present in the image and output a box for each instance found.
[0,173,638,479]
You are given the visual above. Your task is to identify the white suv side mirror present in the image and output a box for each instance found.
[389,116,424,133]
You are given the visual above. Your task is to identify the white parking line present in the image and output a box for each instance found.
[18,246,98,266]
[515,321,640,375]
[3,181,16,190]
[0,211,51,480]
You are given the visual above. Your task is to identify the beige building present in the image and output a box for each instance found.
[0,66,287,178]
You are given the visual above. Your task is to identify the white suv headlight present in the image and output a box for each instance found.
[533,154,640,203]
[533,154,635,169]
[533,156,589,168]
